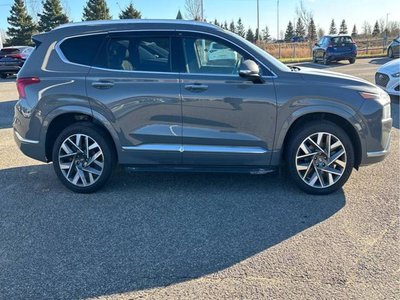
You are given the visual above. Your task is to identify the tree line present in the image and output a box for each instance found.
[6,0,141,45]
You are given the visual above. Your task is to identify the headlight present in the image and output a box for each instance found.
[391,72,400,78]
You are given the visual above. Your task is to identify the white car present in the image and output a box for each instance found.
[208,42,238,62]
[375,58,400,96]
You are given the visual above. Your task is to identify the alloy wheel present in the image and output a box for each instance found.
[295,132,347,189]
[58,134,104,187]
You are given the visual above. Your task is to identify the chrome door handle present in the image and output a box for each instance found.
[91,81,114,89]
[184,84,208,92]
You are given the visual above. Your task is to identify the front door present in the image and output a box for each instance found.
[178,33,277,166]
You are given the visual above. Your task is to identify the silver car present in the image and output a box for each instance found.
[13,20,392,194]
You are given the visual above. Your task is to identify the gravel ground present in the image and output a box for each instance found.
[0,58,398,300]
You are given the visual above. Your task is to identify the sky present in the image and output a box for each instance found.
[0,0,399,39]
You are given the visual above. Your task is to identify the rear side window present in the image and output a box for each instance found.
[94,36,171,72]
[59,34,105,66]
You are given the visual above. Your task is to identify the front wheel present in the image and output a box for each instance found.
[388,47,393,58]
[52,122,115,193]
[286,121,354,195]
[323,54,329,65]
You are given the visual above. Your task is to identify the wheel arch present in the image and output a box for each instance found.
[42,107,121,162]
[278,111,364,168]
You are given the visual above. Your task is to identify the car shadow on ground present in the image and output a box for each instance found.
[0,99,17,128]
[369,57,393,65]
[0,164,346,299]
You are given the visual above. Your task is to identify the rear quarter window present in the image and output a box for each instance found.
[59,34,105,66]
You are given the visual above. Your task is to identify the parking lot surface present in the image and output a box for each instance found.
[0,58,398,299]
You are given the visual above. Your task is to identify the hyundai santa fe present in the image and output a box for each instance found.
[13,20,392,194]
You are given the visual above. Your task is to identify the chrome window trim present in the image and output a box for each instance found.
[54,28,278,78]
[122,144,267,154]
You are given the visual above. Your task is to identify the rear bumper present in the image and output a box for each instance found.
[0,65,21,73]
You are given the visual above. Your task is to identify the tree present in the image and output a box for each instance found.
[329,19,337,35]
[82,0,111,21]
[255,28,259,41]
[176,10,183,20]
[284,21,294,42]
[223,21,228,30]
[37,0,69,32]
[296,0,313,36]
[6,0,36,45]
[229,20,236,33]
[351,25,358,38]
[339,19,348,34]
[246,28,255,43]
[317,27,325,39]
[372,20,380,37]
[213,19,219,27]
[308,18,317,41]
[184,0,201,20]
[236,18,245,37]
[262,25,270,42]
[119,2,141,19]
[362,21,371,37]
[295,17,306,37]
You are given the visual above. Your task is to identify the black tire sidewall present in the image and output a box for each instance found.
[52,122,115,193]
[286,121,355,195]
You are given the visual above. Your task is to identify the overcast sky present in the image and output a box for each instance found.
[0,0,398,38]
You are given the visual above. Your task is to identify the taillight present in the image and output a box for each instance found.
[16,77,40,98]
[11,54,23,59]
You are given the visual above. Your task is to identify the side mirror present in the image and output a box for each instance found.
[314,43,319,47]
[239,59,263,82]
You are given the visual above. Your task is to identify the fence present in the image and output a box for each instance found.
[258,37,396,60]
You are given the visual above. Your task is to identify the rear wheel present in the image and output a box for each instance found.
[52,122,115,193]
[286,121,354,195]
[349,58,356,64]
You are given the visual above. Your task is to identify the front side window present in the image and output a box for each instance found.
[95,36,171,72]
[183,38,244,74]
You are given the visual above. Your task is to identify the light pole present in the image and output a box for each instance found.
[200,0,204,21]
[277,0,280,40]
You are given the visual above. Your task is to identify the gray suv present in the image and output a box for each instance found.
[13,20,392,194]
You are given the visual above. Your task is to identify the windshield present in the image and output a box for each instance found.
[224,30,290,72]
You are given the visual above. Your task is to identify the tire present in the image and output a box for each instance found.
[0,73,7,79]
[52,122,116,193]
[323,54,329,65]
[349,58,356,64]
[388,47,393,58]
[285,120,355,195]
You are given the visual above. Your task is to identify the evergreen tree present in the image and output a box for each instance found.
[255,28,259,41]
[119,2,141,19]
[82,0,111,21]
[295,17,306,37]
[229,21,236,33]
[37,0,69,32]
[6,0,36,45]
[339,19,348,34]
[262,25,270,42]
[236,18,245,37]
[308,18,317,41]
[223,21,228,30]
[372,20,380,36]
[284,21,294,42]
[176,10,183,20]
[329,19,337,34]
[246,28,255,43]
[351,25,358,38]
[213,19,220,27]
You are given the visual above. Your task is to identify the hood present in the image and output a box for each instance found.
[296,66,379,93]
[377,58,400,74]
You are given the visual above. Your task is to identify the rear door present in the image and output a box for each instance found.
[86,31,183,165]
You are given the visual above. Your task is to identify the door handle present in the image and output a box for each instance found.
[91,80,114,89]
[184,84,208,92]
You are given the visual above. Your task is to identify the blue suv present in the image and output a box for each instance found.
[313,35,357,65]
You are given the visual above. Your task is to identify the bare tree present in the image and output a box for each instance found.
[185,0,201,21]
[362,21,372,37]
[295,0,313,35]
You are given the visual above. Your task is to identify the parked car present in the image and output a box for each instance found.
[375,58,400,96]
[13,20,392,194]
[313,35,357,65]
[0,46,34,78]
[290,36,305,43]
[387,37,400,58]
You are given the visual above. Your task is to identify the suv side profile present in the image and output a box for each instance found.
[14,20,391,194]
[313,35,357,65]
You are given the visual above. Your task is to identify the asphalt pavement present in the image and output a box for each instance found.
[0,58,398,299]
